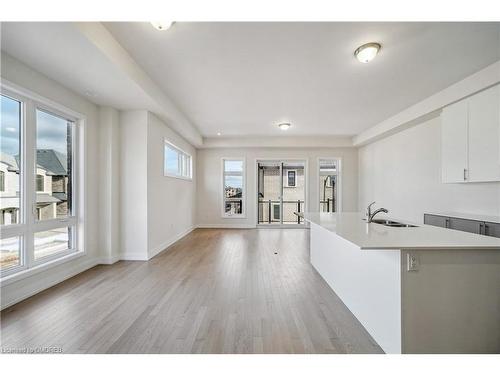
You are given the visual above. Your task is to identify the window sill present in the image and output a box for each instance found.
[0,250,85,287]
[164,173,193,181]
[222,215,247,219]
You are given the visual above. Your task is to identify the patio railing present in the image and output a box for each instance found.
[258,199,304,224]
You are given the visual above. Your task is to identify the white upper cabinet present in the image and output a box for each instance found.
[441,100,468,183]
[468,85,500,182]
[441,84,500,183]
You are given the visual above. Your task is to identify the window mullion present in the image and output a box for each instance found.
[24,99,36,269]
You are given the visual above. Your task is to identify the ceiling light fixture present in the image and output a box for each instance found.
[217,132,221,136]
[278,123,291,130]
[354,42,381,63]
[150,21,175,31]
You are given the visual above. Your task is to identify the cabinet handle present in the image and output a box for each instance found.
[445,218,450,228]
[484,224,489,236]
[479,223,484,235]
[463,168,467,181]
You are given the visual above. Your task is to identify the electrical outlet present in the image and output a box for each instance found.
[407,253,419,271]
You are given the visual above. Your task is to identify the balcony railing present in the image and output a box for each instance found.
[320,198,335,212]
[258,199,304,224]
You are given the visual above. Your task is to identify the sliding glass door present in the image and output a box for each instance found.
[257,160,306,226]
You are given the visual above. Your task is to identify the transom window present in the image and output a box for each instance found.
[0,90,81,278]
[222,158,245,217]
[164,141,192,180]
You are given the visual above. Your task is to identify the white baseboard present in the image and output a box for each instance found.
[196,224,256,229]
[99,254,121,265]
[1,256,100,310]
[148,226,195,259]
[119,252,149,261]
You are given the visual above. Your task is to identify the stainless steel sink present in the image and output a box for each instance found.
[370,219,418,228]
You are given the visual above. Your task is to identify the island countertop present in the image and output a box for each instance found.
[303,212,500,250]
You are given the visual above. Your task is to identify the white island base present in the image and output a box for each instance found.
[307,214,500,354]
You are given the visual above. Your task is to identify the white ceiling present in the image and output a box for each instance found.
[1,22,151,110]
[104,22,500,137]
[1,22,500,142]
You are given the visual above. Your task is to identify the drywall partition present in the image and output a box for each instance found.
[196,147,358,228]
[99,106,121,264]
[119,110,197,260]
[147,112,196,258]
[0,53,101,309]
[119,110,149,260]
[358,116,500,224]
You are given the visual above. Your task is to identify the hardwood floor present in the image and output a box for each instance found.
[0,228,383,354]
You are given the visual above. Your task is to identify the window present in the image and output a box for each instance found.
[0,89,81,278]
[319,158,340,213]
[222,158,245,217]
[273,204,281,220]
[0,94,21,226]
[286,170,297,187]
[164,141,192,179]
[36,174,44,192]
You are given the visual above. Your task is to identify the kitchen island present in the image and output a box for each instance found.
[303,212,500,354]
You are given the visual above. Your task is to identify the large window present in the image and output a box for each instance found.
[164,141,192,180]
[222,158,245,217]
[0,89,81,278]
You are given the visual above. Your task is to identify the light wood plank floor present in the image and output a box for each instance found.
[0,229,383,354]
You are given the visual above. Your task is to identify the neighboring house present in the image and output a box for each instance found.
[0,149,69,224]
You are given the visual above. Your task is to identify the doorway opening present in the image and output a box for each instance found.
[257,160,306,226]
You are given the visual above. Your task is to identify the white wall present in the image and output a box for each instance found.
[147,112,196,258]
[1,53,102,308]
[99,106,121,264]
[119,110,197,260]
[358,115,500,224]
[196,147,358,227]
[119,110,149,260]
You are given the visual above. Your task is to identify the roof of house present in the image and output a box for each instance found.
[1,149,67,176]
[35,149,67,176]
[0,152,19,172]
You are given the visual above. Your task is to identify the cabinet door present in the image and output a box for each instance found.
[448,217,482,234]
[484,222,500,238]
[441,100,468,183]
[424,214,448,228]
[468,85,500,182]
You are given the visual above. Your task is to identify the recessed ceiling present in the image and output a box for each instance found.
[104,22,500,137]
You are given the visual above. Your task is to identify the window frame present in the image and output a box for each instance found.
[221,157,246,218]
[164,140,193,180]
[0,82,85,281]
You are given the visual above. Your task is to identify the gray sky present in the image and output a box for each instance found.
[1,95,69,156]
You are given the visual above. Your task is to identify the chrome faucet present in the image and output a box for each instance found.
[366,201,389,223]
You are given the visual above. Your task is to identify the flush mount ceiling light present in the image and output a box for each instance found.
[217,132,221,136]
[354,42,381,63]
[278,122,291,130]
[150,21,175,31]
